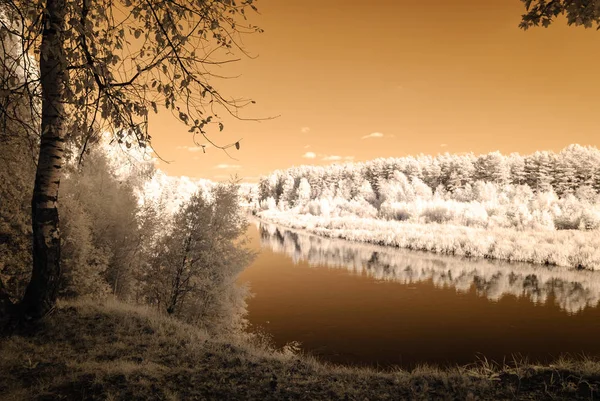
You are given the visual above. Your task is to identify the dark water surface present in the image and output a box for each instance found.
[238,220,600,368]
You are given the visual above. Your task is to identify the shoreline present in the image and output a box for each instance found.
[254,218,600,314]
[256,210,600,270]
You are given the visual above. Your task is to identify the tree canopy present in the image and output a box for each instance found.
[520,0,600,29]
[1,0,260,150]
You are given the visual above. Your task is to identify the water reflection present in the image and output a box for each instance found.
[257,221,600,314]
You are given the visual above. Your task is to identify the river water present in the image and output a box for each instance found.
[238,220,600,368]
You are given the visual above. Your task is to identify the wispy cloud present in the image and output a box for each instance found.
[177,145,210,152]
[322,155,354,162]
[304,144,311,149]
[303,151,353,162]
[361,132,384,139]
[214,164,241,169]
[301,127,311,133]
[440,143,448,147]
[241,175,260,183]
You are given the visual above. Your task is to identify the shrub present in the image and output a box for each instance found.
[422,203,454,224]
[379,201,412,221]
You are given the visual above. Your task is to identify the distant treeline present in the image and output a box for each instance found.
[257,145,600,207]
[254,145,600,234]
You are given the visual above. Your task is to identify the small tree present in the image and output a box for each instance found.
[296,177,312,206]
[142,183,254,332]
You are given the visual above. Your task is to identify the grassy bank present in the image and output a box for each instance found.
[1,300,600,400]
[257,210,600,270]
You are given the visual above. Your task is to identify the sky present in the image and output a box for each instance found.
[148,0,600,182]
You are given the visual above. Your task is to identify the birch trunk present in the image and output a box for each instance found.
[20,0,67,319]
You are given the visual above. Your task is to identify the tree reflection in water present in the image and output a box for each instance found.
[257,221,600,314]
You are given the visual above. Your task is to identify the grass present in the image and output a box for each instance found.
[257,210,600,270]
[1,299,600,400]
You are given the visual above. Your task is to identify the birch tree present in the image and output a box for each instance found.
[0,0,260,320]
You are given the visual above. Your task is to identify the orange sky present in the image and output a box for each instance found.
[149,0,600,182]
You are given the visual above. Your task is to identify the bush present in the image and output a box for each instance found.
[379,201,412,221]
[580,209,600,230]
[337,199,378,219]
[422,203,454,224]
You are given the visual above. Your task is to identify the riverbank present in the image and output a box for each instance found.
[257,210,600,270]
[255,220,600,314]
[1,299,599,400]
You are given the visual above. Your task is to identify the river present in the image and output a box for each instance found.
[238,220,600,368]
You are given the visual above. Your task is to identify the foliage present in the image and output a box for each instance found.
[1,0,260,151]
[0,19,39,303]
[140,183,255,333]
[59,149,142,298]
[520,0,600,29]
[0,101,36,302]
[254,146,600,269]
[259,209,600,269]
[256,145,600,233]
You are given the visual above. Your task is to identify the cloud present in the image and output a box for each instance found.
[361,132,384,139]
[302,152,354,162]
[301,127,311,133]
[241,175,260,183]
[440,143,448,147]
[304,144,311,149]
[177,145,210,152]
[322,155,354,162]
[214,164,241,169]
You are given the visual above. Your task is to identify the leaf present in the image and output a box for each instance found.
[219,122,224,132]
[235,141,240,150]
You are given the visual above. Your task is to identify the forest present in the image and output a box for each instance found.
[254,145,600,268]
